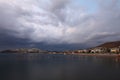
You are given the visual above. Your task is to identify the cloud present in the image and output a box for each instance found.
[0,0,120,48]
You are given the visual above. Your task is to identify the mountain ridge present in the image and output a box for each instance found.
[96,41,120,48]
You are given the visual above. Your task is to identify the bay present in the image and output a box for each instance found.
[0,53,120,80]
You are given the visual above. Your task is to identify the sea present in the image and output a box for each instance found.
[0,53,120,80]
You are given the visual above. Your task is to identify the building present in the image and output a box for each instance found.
[77,50,84,53]
[90,47,108,53]
[110,48,120,53]
[75,49,90,53]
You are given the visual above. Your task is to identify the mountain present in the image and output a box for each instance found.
[97,41,120,48]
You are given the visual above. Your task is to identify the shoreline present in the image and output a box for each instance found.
[1,52,120,57]
[72,53,120,57]
[49,52,120,57]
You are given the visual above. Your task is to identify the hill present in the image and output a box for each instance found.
[97,41,120,48]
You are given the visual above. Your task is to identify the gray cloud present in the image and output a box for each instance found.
[0,0,120,49]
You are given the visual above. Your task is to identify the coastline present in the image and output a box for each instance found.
[73,53,120,57]
[1,51,120,57]
[49,52,120,57]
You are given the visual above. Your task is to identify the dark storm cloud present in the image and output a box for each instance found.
[0,0,120,50]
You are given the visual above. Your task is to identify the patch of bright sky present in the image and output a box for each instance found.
[73,0,98,14]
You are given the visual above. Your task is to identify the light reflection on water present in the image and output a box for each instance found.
[0,53,120,80]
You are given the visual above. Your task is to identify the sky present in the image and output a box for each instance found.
[0,0,120,51]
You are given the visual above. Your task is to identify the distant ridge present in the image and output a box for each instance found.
[97,41,120,48]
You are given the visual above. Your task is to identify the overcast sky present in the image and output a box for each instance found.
[0,0,120,51]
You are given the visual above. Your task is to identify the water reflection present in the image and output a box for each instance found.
[0,53,120,80]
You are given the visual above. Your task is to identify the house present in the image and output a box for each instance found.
[75,49,90,53]
[83,50,90,53]
[110,48,120,53]
[77,50,84,53]
[90,47,108,53]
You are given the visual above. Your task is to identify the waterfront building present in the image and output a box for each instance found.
[90,47,108,53]
[110,48,120,53]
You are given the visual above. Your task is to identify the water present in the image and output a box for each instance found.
[0,53,120,80]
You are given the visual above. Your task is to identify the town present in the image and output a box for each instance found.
[61,46,120,55]
[0,48,48,53]
[50,41,120,55]
[1,47,120,55]
[0,41,120,55]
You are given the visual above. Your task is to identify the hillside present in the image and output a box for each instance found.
[97,41,120,48]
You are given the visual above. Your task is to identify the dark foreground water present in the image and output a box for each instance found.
[0,53,120,80]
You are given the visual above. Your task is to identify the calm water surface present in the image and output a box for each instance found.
[0,53,120,80]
